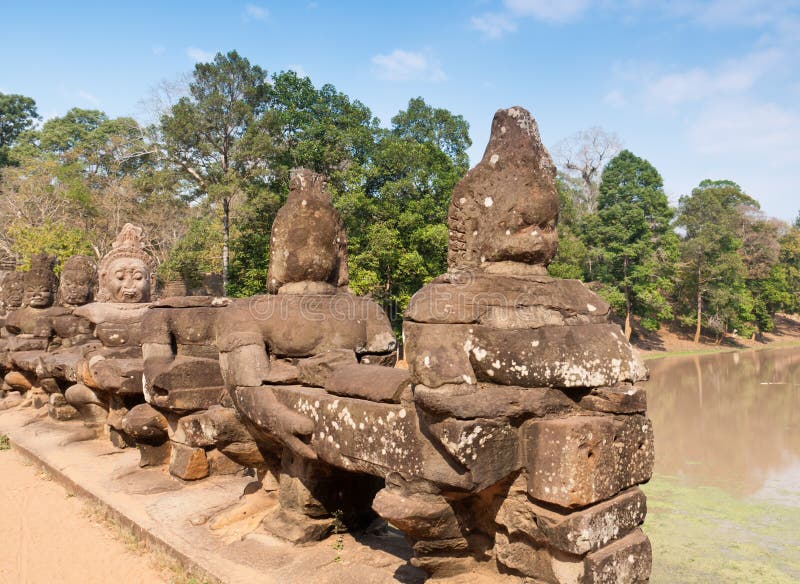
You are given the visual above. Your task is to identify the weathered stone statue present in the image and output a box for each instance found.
[216,168,398,539]
[0,271,27,406]
[32,256,99,419]
[122,295,260,480]
[375,107,654,581]
[64,224,156,442]
[2,255,59,403]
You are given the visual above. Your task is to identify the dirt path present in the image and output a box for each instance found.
[0,447,169,584]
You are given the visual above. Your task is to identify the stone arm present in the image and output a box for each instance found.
[140,308,176,385]
[215,303,316,460]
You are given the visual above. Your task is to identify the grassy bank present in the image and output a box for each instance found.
[643,475,800,583]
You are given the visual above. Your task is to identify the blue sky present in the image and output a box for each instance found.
[2,0,799,221]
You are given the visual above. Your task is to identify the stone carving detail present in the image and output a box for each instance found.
[62,224,156,441]
[383,107,655,581]
[448,107,559,274]
[266,169,348,295]
[216,167,397,539]
[97,223,156,303]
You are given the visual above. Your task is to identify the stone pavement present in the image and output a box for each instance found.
[0,408,427,584]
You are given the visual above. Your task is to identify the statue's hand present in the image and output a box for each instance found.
[235,385,317,460]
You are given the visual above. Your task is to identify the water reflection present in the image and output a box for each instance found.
[645,347,800,499]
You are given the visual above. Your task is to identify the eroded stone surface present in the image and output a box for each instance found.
[583,529,652,584]
[523,415,653,508]
[169,443,209,480]
[447,107,559,270]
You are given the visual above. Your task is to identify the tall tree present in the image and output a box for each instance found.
[345,98,470,322]
[583,150,676,339]
[553,127,621,216]
[675,180,757,342]
[160,51,270,292]
[1,107,185,267]
[0,92,39,167]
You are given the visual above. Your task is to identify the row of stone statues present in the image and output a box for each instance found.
[0,107,653,583]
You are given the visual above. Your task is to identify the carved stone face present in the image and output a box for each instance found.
[24,285,54,308]
[104,257,152,303]
[2,273,25,309]
[60,271,94,306]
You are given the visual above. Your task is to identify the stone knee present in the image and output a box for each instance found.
[65,383,108,425]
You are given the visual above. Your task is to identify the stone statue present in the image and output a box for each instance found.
[122,295,261,480]
[374,107,654,581]
[266,169,348,295]
[0,271,27,406]
[64,224,156,443]
[447,106,559,274]
[2,256,59,403]
[95,223,156,303]
[215,168,398,539]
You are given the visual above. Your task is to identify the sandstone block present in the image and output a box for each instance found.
[122,403,169,445]
[296,349,357,387]
[496,479,647,555]
[169,443,209,480]
[372,488,462,540]
[579,385,647,414]
[138,442,171,467]
[468,324,648,388]
[523,415,653,508]
[325,364,410,403]
[414,383,575,420]
[584,528,652,584]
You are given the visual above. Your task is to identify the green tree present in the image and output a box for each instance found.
[675,180,757,342]
[0,92,39,167]
[583,150,676,338]
[548,176,587,280]
[344,98,470,323]
[160,50,270,292]
[227,70,380,296]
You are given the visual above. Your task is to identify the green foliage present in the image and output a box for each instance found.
[0,92,39,167]
[0,434,10,451]
[675,180,757,339]
[8,221,93,273]
[581,150,677,334]
[158,215,223,288]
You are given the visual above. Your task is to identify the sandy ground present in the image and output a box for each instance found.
[0,448,168,584]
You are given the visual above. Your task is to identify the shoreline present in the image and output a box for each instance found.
[639,339,800,361]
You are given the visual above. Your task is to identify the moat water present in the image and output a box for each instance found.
[642,346,800,583]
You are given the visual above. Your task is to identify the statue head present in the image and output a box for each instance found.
[22,254,59,309]
[59,255,97,306]
[97,224,157,303]
[447,106,559,272]
[266,168,348,294]
[0,272,25,310]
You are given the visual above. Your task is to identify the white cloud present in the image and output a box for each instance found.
[77,90,100,106]
[471,12,518,39]
[688,99,800,162]
[505,0,590,23]
[667,0,799,28]
[186,47,214,62]
[244,4,269,21]
[371,49,446,82]
[152,45,165,56]
[645,48,783,106]
[470,0,591,39]
[604,89,627,108]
